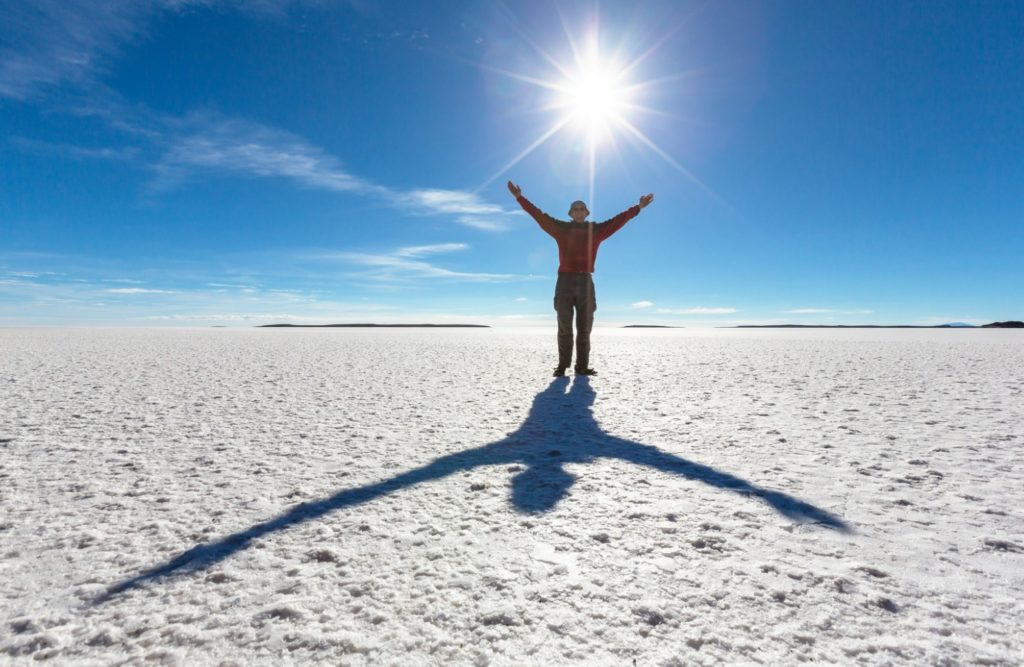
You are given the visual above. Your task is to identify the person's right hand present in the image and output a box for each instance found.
[507,181,522,198]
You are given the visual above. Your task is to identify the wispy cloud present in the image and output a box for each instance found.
[632,300,653,308]
[10,136,140,161]
[207,282,259,289]
[400,190,500,216]
[149,113,519,230]
[394,243,469,257]
[396,190,518,231]
[0,270,406,325]
[0,1,156,100]
[656,307,737,315]
[325,243,523,283]
[151,113,376,194]
[2,2,519,232]
[0,1,324,101]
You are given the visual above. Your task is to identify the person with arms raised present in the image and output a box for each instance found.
[508,180,654,377]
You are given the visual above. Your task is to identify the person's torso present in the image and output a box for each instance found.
[556,222,601,273]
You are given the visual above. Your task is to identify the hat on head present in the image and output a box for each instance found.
[568,200,589,216]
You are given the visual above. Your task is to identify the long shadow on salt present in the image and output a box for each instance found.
[97,376,851,603]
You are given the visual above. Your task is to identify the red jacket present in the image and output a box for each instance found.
[516,195,639,273]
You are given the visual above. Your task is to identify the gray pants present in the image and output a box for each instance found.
[553,272,596,369]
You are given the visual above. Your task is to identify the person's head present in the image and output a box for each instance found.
[568,200,589,223]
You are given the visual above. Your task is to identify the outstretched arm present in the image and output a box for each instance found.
[508,180,559,238]
[594,192,653,241]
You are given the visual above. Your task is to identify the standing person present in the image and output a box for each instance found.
[508,180,654,377]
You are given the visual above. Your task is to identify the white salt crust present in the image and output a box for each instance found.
[1,327,1021,665]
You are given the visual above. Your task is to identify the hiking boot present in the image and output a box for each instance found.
[574,367,597,376]
[553,367,567,377]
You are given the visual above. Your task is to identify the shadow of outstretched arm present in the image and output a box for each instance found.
[609,437,852,533]
[97,379,576,604]
[96,444,513,604]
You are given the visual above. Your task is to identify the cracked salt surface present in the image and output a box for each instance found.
[1,327,1022,664]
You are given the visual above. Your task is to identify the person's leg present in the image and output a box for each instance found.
[554,276,574,369]
[574,276,595,370]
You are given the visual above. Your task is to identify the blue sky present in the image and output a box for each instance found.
[1,0,1021,327]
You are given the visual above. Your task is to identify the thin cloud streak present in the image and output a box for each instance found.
[9,137,140,161]
[0,272,407,325]
[0,1,153,100]
[207,282,259,289]
[0,1,335,101]
[151,114,376,195]
[395,243,469,257]
[396,190,520,231]
[325,247,523,283]
[149,113,519,231]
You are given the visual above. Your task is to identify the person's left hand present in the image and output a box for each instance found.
[639,193,654,209]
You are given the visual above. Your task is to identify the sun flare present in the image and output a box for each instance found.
[557,51,631,145]
[478,19,714,209]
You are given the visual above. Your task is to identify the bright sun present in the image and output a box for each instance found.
[558,52,631,145]
[477,20,711,209]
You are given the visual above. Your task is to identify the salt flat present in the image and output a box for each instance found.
[1,327,1022,665]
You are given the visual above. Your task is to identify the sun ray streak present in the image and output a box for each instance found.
[619,70,706,95]
[614,115,729,207]
[498,3,578,82]
[517,34,577,83]
[474,63,570,94]
[605,130,637,194]
[616,24,685,81]
[475,115,574,193]
[555,4,585,71]
[619,102,690,122]
[589,139,596,214]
